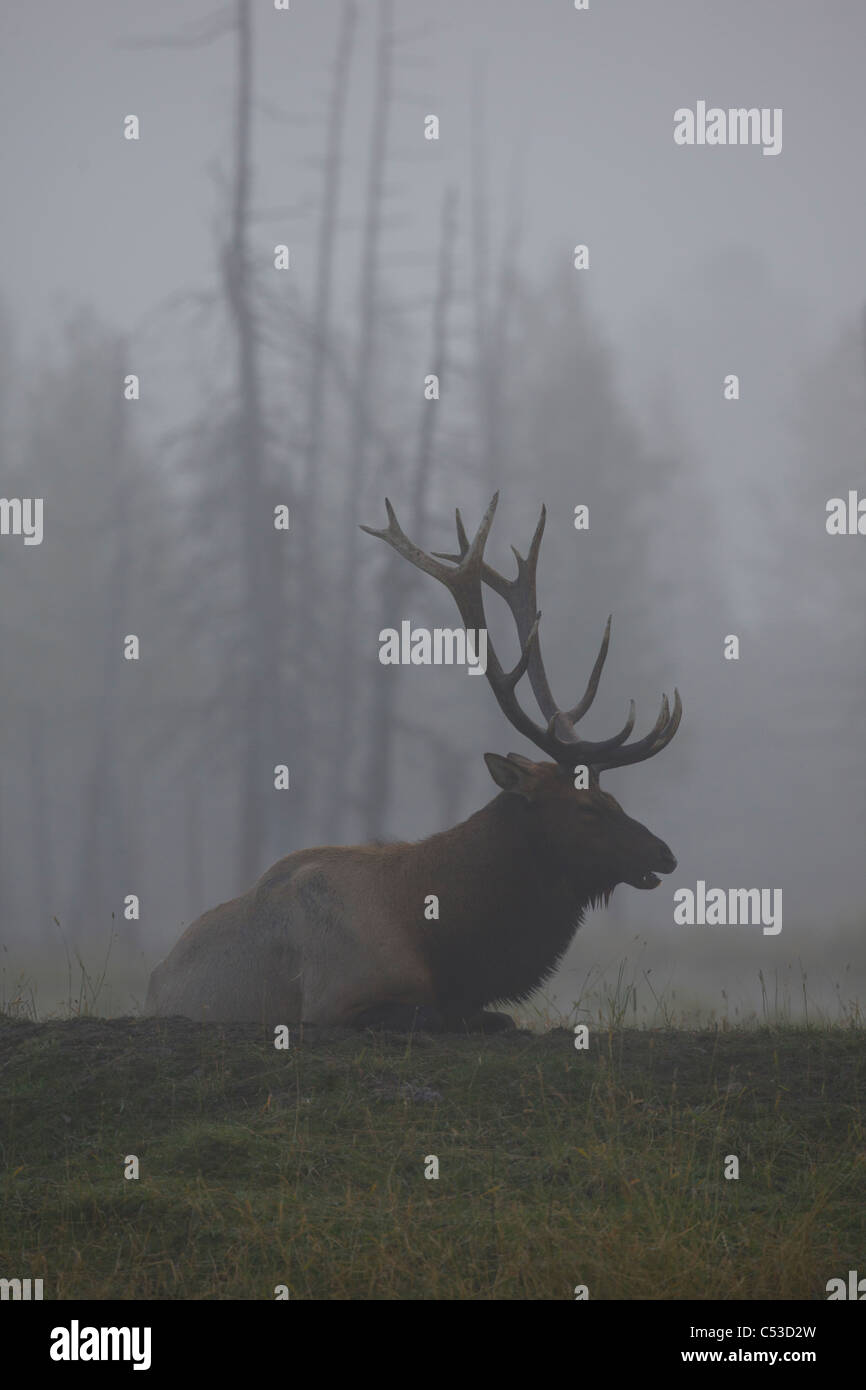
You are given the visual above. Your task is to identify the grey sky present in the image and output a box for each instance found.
[1,0,864,357]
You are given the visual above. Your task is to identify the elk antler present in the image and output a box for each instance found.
[361,493,682,773]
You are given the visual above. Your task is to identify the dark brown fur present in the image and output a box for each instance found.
[405,761,675,1019]
[147,496,680,1031]
[145,756,676,1029]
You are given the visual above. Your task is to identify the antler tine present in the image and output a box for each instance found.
[456,491,499,572]
[362,496,562,760]
[454,506,470,554]
[360,498,459,586]
[436,504,562,720]
[516,499,546,586]
[504,505,561,723]
[363,496,683,775]
[472,519,680,772]
[549,698,636,755]
[362,493,499,591]
[443,504,612,737]
[503,613,541,691]
[432,501,504,572]
[592,689,683,772]
[564,616,612,724]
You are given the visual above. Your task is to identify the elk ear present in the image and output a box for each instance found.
[484,752,537,800]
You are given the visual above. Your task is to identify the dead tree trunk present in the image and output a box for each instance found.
[29,705,57,944]
[324,0,394,841]
[223,0,279,885]
[363,188,458,835]
[301,0,357,840]
[68,356,134,941]
[471,89,524,497]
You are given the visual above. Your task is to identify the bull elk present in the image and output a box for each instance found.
[146,495,681,1032]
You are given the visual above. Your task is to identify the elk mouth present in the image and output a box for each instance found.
[622,839,678,895]
[624,849,676,890]
[628,870,662,890]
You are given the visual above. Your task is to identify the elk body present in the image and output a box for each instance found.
[146,496,681,1032]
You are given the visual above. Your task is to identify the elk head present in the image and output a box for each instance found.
[362,494,681,901]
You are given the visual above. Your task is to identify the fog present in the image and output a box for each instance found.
[1,0,863,1024]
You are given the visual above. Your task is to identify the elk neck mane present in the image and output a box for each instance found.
[390,790,616,1010]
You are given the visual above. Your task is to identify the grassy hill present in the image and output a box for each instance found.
[1,1015,863,1299]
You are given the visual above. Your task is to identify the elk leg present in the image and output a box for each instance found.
[353,1002,446,1033]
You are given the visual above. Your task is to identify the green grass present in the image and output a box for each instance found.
[1,1012,863,1299]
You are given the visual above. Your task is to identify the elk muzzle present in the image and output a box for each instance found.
[624,838,677,890]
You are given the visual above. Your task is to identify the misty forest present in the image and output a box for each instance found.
[1,1,863,1024]
[0,0,865,1309]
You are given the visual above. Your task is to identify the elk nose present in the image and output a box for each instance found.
[657,843,677,872]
